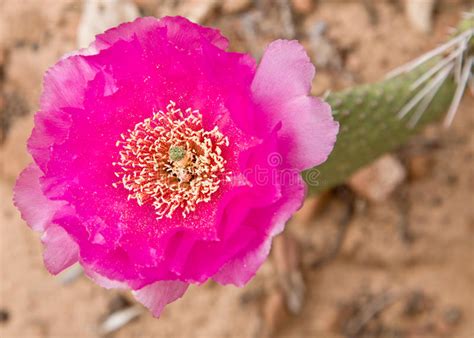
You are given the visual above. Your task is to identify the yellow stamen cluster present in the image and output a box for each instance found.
[113,101,230,219]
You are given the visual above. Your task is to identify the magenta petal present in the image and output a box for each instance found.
[212,238,271,287]
[41,224,79,275]
[28,55,97,171]
[92,17,160,51]
[40,56,97,112]
[213,175,305,286]
[92,16,228,53]
[133,281,189,317]
[158,16,229,50]
[251,39,339,170]
[13,163,65,232]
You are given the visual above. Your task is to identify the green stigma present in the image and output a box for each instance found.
[169,145,186,162]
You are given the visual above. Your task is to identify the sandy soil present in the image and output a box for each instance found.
[1,1,473,337]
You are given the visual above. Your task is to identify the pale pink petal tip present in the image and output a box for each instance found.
[83,266,128,289]
[13,164,65,232]
[42,225,79,275]
[133,281,189,317]
[252,39,339,170]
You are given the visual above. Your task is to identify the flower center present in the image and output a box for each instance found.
[113,101,230,219]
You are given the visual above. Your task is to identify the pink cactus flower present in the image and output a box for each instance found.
[13,16,338,317]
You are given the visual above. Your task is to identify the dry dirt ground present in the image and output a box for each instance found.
[0,1,473,337]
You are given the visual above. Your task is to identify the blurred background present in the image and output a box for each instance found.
[0,0,473,337]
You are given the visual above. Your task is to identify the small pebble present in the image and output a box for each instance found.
[108,294,132,313]
[0,309,10,323]
[349,154,406,203]
[405,0,435,33]
[446,174,458,186]
[221,0,251,14]
[407,154,433,180]
[99,306,142,335]
[403,290,430,316]
[443,307,462,326]
[291,0,313,15]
